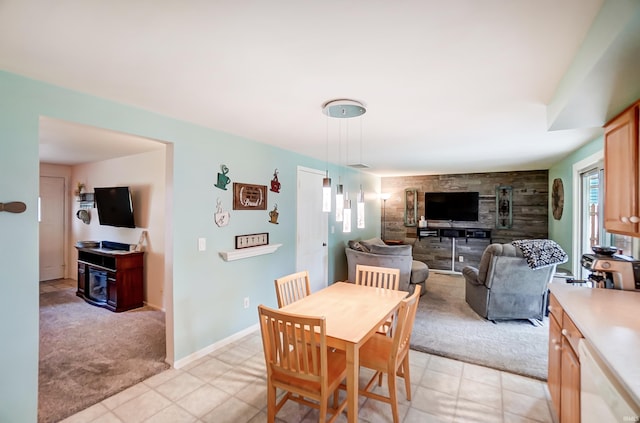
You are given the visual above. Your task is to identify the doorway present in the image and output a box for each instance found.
[37,117,173,421]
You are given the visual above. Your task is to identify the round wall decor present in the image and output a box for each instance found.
[552,178,564,220]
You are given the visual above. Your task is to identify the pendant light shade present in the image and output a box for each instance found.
[322,175,332,212]
[357,187,365,229]
[335,183,344,222]
[343,196,352,233]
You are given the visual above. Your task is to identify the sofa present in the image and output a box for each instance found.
[462,243,557,322]
[345,237,429,295]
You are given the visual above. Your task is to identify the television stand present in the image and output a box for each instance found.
[415,227,492,273]
[76,246,144,312]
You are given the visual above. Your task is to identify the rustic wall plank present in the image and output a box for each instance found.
[381,170,548,271]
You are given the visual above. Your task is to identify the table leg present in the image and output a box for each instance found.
[346,343,359,422]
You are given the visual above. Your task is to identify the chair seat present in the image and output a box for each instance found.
[272,348,347,394]
[359,333,393,370]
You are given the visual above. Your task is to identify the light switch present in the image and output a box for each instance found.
[198,237,206,251]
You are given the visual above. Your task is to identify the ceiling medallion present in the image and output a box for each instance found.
[322,99,366,118]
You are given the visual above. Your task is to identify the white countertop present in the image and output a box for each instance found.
[549,284,640,406]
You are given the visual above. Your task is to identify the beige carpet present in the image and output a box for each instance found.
[411,273,548,380]
[39,286,169,423]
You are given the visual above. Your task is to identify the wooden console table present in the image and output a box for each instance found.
[76,247,144,312]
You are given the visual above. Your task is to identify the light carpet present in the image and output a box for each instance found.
[39,287,169,423]
[411,272,548,380]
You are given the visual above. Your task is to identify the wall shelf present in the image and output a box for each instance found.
[219,243,282,261]
[77,192,95,209]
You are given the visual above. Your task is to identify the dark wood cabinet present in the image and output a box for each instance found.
[76,247,144,312]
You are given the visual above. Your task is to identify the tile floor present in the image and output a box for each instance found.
[56,328,556,423]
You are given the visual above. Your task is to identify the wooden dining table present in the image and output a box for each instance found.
[280,281,408,422]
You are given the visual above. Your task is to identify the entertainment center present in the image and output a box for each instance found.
[76,241,144,312]
[416,227,492,272]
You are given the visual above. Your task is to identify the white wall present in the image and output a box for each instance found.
[71,148,167,309]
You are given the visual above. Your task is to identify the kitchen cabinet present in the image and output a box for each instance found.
[548,297,562,418]
[603,100,640,236]
[547,292,583,423]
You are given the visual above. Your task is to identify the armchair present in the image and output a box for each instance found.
[462,243,556,322]
[345,238,429,295]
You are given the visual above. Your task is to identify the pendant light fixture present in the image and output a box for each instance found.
[343,192,352,233]
[322,110,332,212]
[356,116,366,229]
[321,99,367,224]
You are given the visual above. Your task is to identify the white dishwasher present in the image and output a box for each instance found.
[579,339,640,422]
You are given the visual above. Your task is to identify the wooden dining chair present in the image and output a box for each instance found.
[257,304,348,423]
[357,285,422,423]
[355,264,400,290]
[355,264,402,334]
[274,270,311,308]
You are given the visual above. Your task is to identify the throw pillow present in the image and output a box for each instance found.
[360,237,386,250]
[368,244,412,256]
[348,240,369,252]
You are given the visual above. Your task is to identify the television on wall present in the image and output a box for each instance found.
[94,187,136,228]
[424,192,479,222]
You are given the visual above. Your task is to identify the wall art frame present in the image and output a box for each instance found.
[496,185,512,229]
[233,183,267,210]
[404,188,418,227]
[235,232,269,249]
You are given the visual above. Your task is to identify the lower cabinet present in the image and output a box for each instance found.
[560,339,581,423]
[548,293,583,423]
[548,313,562,417]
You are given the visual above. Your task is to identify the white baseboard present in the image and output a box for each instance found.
[173,323,260,369]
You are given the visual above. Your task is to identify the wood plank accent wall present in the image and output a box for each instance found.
[381,170,549,270]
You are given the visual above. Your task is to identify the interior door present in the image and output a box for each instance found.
[39,176,65,281]
[296,167,328,293]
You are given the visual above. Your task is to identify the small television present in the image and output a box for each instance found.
[94,187,136,228]
[425,191,479,222]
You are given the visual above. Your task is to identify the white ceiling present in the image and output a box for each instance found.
[2,0,639,175]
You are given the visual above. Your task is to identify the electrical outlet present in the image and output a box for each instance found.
[243,297,250,309]
[198,237,206,251]
[459,255,464,262]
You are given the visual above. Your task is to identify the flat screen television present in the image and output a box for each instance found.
[424,191,479,222]
[94,187,136,228]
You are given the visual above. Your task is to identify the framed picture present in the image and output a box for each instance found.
[496,186,512,229]
[235,232,269,249]
[233,183,267,210]
[404,188,418,227]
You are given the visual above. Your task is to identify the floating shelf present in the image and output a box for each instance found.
[219,243,282,262]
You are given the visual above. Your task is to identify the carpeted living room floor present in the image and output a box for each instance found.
[411,272,549,380]
[39,279,169,423]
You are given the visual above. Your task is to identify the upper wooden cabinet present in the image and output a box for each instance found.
[604,101,640,236]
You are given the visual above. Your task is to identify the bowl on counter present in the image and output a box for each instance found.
[591,245,618,256]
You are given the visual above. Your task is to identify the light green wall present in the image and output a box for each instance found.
[0,71,380,422]
[548,135,604,272]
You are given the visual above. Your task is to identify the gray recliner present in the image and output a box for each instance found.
[462,243,555,322]
[345,238,429,295]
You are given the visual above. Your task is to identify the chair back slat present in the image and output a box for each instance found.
[355,264,400,290]
[390,285,421,363]
[275,271,312,307]
[258,305,327,385]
